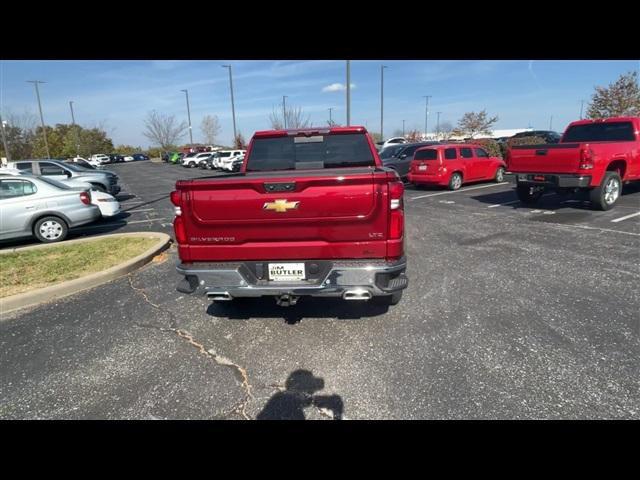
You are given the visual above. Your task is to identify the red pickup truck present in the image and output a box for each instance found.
[170,126,408,307]
[507,116,640,210]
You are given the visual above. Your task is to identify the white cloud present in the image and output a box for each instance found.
[322,83,356,93]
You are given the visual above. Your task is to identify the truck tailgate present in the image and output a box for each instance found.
[509,143,581,173]
[176,169,392,261]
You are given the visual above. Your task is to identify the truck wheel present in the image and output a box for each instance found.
[373,291,403,306]
[34,216,68,243]
[448,172,463,190]
[495,167,505,182]
[590,171,621,211]
[516,184,542,205]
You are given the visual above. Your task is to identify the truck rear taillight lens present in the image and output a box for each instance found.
[579,147,595,169]
[174,216,187,244]
[389,181,404,210]
[80,191,91,205]
[388,181,404,240]
[170,190,182,215]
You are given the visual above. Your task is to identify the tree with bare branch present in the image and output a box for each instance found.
[453,110,499,139]
[201,115,222,145]
[142,110,188,149]
[269,104,311,129]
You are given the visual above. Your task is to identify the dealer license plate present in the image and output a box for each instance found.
[418,165,427,171]
[268,263,305,281]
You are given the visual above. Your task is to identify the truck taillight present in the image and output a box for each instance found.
[170,190,182,216]
[388,181,404,240]
[174,216,187,244]
[579,147,594,169]
[80,191,91,205]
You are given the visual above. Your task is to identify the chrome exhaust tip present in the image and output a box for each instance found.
[343,289,372,301]
[207,292,232,301]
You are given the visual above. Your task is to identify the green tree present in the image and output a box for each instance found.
[454,110,499,138]
[587,71,640,118]
[114,144,142,155]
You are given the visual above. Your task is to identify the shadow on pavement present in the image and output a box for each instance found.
[207,297,390,324]
[471,182,640,212]
[257,370,343,420]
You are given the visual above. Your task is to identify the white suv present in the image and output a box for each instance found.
[214,150,245,170]
[90,154,110,165]
[182,152,212,168]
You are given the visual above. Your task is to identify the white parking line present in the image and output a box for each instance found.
[488,200,520,208]
[125,208,155,213]
[611,211,640,223]
[409,182,509,200]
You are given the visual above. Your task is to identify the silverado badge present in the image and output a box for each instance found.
[263,199,300,212]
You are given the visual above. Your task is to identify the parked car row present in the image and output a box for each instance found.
[162,149,246,172]
[0,159,124,243]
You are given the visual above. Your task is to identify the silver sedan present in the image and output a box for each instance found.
[0,174,101,243]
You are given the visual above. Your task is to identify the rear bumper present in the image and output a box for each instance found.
[176,257,408,298]
[408,172,446,185]
[514,173,592,188]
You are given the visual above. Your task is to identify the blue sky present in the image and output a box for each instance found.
[1,60,638,148]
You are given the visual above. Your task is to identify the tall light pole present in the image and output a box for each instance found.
[329,107,333,125]
[69,101,80,157]
[436,111,442,138]
[282,95,288,129]
[549,115,553,130]
[423,95,431,140]
[402,119,405,137]
[27,80,50,159]
[180,89,193,145]
[346,60,351,126]
[0,114,10,163]
[380,65,387,140]
[580,100,585,119]
[222,65,237,144]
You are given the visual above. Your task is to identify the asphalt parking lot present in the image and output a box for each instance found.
[1,160,639,419]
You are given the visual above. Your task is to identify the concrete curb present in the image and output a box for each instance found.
[0,232,172,317]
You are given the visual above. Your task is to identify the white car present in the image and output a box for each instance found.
[182,152,212,168]
[0,167,120,217]
[90,154,110,165]
[222,153,245,171]
[376,137,407,150]
[214,150,245,169]
[123,155,134,162]
[71,156,103,168]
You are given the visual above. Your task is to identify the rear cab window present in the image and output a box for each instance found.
[563,122,636,142]
[246,133,376,171]
[15,162,34,173]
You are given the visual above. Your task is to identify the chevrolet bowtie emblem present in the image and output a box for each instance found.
[263,199,300,212]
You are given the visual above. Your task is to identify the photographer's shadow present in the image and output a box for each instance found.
[257,370,343,420]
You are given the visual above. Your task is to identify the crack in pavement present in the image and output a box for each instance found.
[127,274,254,420]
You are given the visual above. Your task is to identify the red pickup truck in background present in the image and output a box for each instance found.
[507,116,640,210]
[171,126,408,307]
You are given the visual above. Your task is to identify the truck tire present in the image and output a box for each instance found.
[448,172,463,190]
[589,171,621,211]
[516,184,542,205]
[373,291,403,306]
[33,216,68,243]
